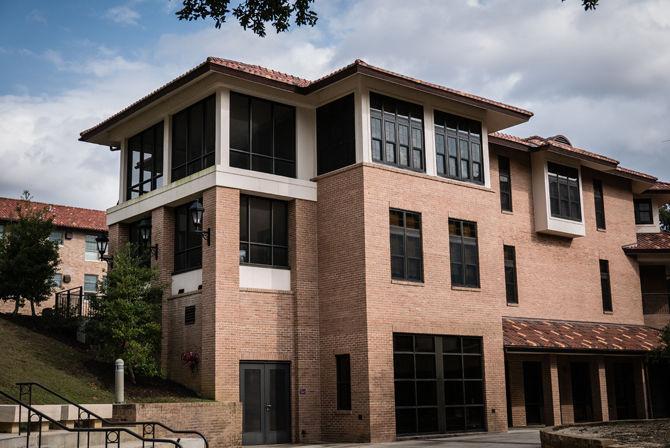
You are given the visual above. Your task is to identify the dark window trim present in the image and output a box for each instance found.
[634,198,654,225]
[126,121,164,200]
[548,162,582,222]
[184,305,196,325]
[171,95,216,182]
[174,200,203,274]
[336,354,352,411]
[239,195,289,268]
[434,110,484,185]
[499,155,512,212]
[504,245,518,305]
[593,179,606,230]
[599,259,613,313]
[449,219,480,288]
[390,209,424,282]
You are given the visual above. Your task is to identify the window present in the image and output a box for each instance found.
[634,198,653,225]
[83,274,98,295]
[128,219,151,267]
[184,305,196,325]
[499,156,512,212]
[600,260,612,312]
[390,209,423,282]
[593,179,606,229]
[53,273,62,289]
[548,162,581,221]
[504,245,518,305]
[126,122,164,200]
[449,219,479,288]
[174,201,202,273]
[0,224,4,239]
[370,93,424,171]
[336,354,352,411]
[393,334,485,435]
[230,92,296,178]
[317,94,355,175]
[85,235,99,261]
[171,95,215,182]
[49,230,64,245]
[239,195,288,267]
[434,111,483,184]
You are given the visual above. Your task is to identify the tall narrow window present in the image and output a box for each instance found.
[317,94,356,175]
[504,245,518,305]
[336,354,352,411]
[370,93,424,172]
[239,195,289,267]
[85,235,99,261]
[593,179,606,229]
[390,209,423,282]
[600,259,613,312]
[171,95,215,182]
[548,162,581,221]
[53,273,63,289]
[174,200,203,273]
[634,198,653,225]
[126,121,164,200]
[449,219,479,288]
[230,92,296,178]
[184,305,196,325]
[499,156,512,212]
[434,111,483,184]
[84,274,98,296]
[49,230,64,245]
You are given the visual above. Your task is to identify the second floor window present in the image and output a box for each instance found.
[634,198,653,225]
[239,195,289,268]
[336,354,352,411]
[53,273,62,289]
[434,111,483,184]
[85,235,99,261]
[600,259,613,312]
[127,122,164,200]
[389,209,423,282]
[84,274,98,296]
[593,179,606,230]
[499,156,512,212]
[370,93,424,172]
[172,95,215,182]
[49,230,64,245]
[504,245,518,305]
[449,219,479,288]
[174,201,202,273]
[548,162,581,221]
[230,92,296,178]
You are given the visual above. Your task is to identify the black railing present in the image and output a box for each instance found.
[1,388,184,448]
[17,382,208,448]
[54,286,93,318]
[642,293,670,315]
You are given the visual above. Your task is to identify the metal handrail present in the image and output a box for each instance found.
[0,389,183,448]
[16,382,208,448]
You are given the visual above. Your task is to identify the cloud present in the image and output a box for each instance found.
[104,5,141,26]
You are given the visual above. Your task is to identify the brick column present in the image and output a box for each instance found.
[558,359,574,424]
[547,355,562,426]
[152,207,175,375]
[107,222,129,255]
[200,186,240,401]
[595,357,609,422]
[507,356,526,427]
[634,358,649,419]
[289,199,321,442]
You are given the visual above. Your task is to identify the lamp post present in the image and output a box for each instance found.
[189,201,211,246]
[138,219,158,260]
[95,234,114,269]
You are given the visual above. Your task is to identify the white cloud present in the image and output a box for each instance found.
[104,5,141,26]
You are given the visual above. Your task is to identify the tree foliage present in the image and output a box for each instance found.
[569,0,599,10]
[87,243,164,383]
[0,192,60,316]
[177,0,317,36]
[660,203,670,232]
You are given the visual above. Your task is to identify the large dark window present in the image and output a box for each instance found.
[370,93,424,171]
[317,94,355,175]
[393,333,485,435]
[504,245,518,305]
[128,219,151,267]
[239,195,288,268]
[434,111,483,184]
[390,209,423,282]
[230,92,296,178]
[600,259,613,312]
[127,122,164,200]
[548,162,581,221]
[593,179,606,229]
[171,95,215,182]
[336,354,352,411]
[499,156,512,212]
[449,219,479,288]
[634,198,653,225]
[174,201,202,273]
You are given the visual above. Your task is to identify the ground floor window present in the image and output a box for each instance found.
[393,333,485,435]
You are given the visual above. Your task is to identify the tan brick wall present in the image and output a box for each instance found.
[167,291,202,391]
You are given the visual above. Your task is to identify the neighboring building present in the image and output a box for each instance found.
[80,58,670,444]
[0,197,107,314]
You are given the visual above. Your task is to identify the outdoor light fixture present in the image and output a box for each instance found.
[96,234,114,269]
[138,219,158,260]
[189,201,210,246]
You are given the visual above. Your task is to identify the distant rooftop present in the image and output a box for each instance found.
[0,197,106,233]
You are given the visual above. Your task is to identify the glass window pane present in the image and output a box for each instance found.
[398,125,409,146]
[445,407,465,431]
[172,112,187,168]
[251,99,273,156]
[443,336,460,353]
[272,201,288,246]
[394,334,414,352]
[249,197,271,244]
[273,247,288,267]
[462,337,482,353]
[187,101,204,162]
[465,381,484,405]
[250,244,271,265]
[274,104,295,161]
[395,381,415,406]
[372,140,382,160]
[230,150,250,170]
[391,233,404,257]
[444,354,463,379]
[395,408,417,435]
[371,117,382,139]
[252,155,273,174]
[463,355,482,379]
[230,93,250,151]
[394,354,415,379]
[466,407,484,430]
[274,160,295,178]
[417,408,438,433]
[415,335,435,352]
[445,381,464,405]
[415,354,436,378]
[416,381,437,406]
[385,143,396,163]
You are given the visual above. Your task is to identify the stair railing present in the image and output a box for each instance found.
[0,389,183,448]
[16,382,208,448]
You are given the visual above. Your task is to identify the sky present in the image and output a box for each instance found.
[0,0,669,210]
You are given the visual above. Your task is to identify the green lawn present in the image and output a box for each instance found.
[0,316,205,405]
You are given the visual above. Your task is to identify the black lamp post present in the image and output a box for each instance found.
[96,234,113,268]
[189,201,210,246]
[138,219,158,260]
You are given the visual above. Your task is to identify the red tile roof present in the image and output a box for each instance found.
[503,317,662,353]
[0,198,106,233]
[623,232,670,254]
[645,181,670,193]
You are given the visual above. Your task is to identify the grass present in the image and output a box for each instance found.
[0,315,206,405]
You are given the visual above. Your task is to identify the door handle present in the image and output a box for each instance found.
[264,403,272,412]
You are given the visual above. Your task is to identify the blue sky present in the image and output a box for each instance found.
[1,0,669,209]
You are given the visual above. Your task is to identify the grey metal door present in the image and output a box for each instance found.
[240,362,291,445]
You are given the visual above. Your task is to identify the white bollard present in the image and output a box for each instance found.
[115,359,125,404]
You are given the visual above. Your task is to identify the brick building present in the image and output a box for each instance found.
[0,197,107,315]
[79,58,670,444]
